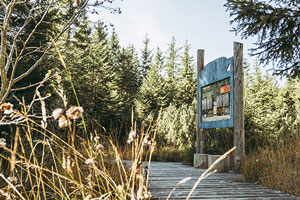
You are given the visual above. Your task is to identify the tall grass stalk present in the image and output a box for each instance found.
[0,104,157,199]
[242,137,300,197]
[0,39,157,199]
[185,146,236,200]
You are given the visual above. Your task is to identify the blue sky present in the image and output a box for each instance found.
[93,0,257,66]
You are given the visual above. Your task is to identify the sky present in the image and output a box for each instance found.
[91,0,258,66]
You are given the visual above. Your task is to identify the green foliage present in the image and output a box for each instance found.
[205,128,233,155]
[135,48,167,124]
[164,37,181,105]
[225,0,300,76]
[244,60,281,150]
[157,100,196,148]
[139,34,153,81]
[175,40,196,105]
[6,0,300,166]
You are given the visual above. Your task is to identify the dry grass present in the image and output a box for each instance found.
[0,107,158,199]
[0,40,233,200]
[242,137,300,197]
[149,146,195,165]
[0,40,159,199]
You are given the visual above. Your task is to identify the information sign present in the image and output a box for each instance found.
[198,57,234,129]
[201,78,230,122]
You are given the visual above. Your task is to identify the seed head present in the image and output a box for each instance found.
[66,106,84,120]
[0,103,14,114]
[127,130,136,144]
[0,138,6,147]
[144,136,152,145]
[52,108,63,120]
[58,115,68,128]
[85,158,94,165]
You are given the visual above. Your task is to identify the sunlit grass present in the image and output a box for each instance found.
[242,137,300,197]
[0,106,158,199]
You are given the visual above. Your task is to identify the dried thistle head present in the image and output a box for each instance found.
[56,74,62,84]
[84,194,92,200]
[116,185,125,196]
[66,156,74,175]
[0,138,6,147]
[85,158,94,165]
[127,130,136,144]
[96,144,104,151]
[136,161,142,173]
[66,106,84,120]
[144,136,152,145]
[45,70,52,78]
[0,103,14,114]
[7,177,18,184]
[52,108,63,120]
[58,115,68,128]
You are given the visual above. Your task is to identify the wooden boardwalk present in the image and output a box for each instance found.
[148,162,299,200]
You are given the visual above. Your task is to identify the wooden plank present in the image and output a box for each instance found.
[148,162,299,200]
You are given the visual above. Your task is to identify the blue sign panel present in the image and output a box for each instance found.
[198,57,234,129]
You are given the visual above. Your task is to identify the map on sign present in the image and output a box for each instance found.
[201,78,230,122]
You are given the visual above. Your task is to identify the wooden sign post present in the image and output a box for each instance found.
[196,49,205,154]
[194,42,245,173]
[233,42,245,172]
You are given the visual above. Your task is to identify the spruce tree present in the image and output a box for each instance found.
[244,60,281,150]
[164,37,180,105]
[117,45,140,120]
[176,40,196,105]
[136,48,167,124]
[225,0,300,76]
[139,34,153,82]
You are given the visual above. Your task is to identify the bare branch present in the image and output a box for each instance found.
[1,2,7,7]
[0,1,53,103]
[0,0,17,101]
[11,71,62,92]
[12,0,90,84]
[5,8,34,75]
[0,0,92,104]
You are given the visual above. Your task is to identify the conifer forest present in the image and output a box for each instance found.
[1,0,300,199]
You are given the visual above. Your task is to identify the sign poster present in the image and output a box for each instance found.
[201,78,230,122]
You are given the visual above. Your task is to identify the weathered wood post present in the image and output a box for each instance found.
[196,49,205,154]
[194,49,209,168]
[233,41,245,172]
[194,42,244,172]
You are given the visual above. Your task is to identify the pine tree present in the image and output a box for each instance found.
[139,34,153,82]
[64,10,93,105]
[117,45,140,120]
[225,0,300,76]
[164,37,180,105]
[106,28,123,117]
[244,60,281,150]
[136,48,167,124]
[176,40,196,105]
[61,19,114,124]
[277,78,299,138]
[73,12,92,50]
[157,99,197,148]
